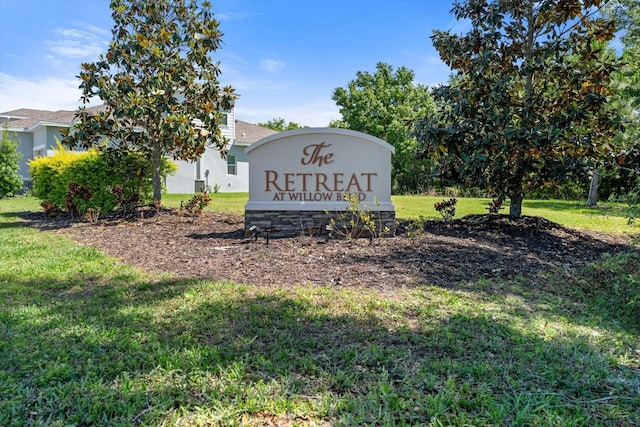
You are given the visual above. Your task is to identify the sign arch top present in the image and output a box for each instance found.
[245,128,395,212]
[246,127,396,156]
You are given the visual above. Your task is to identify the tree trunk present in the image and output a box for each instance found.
[152,144,163,203]
[509,180,524,216]
[509,193,523,217]
[587,167,600,207]
[508,2,532,220]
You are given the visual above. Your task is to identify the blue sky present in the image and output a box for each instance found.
[0,0,461,126]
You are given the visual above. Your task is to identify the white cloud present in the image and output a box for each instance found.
[43,54,62,65]
[78,24,111,38]
[55,28,89,39]
[219,53,337,126]
[0,73,84,112]
[216,10,257,21]
[47,40,102,58]
[259,58,286,73]
[236,98,340,128]
[219,57,288,91]
[45,26,108,59]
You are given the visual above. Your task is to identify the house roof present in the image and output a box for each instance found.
[1,107,277,145]
[0,105,107,131]
[234,119,277,145]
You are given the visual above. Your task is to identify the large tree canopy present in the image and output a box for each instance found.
[415,0,622,215]
[332,62,436,193]
[608,0,639,108]
[587,0,640,205]
[258,118,306,132]
[62,0,235,202]
[603,0,640,197]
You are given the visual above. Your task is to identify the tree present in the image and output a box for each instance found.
[258,117,306,132]
[599,0,640,202]
[62,0,235,202]
[415,0,622,216]
[332,62,436,193]
[607,0,639,106]
[0,126,23,198]
[586,0,640,206]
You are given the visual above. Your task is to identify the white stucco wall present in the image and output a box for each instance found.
[165,160,198,194]
[164,110,246,194]
[32,127,48,153]
[199,144,248,192]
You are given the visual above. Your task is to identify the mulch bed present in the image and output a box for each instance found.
[22,208,636,290]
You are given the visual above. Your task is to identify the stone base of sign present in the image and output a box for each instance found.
[245,210,396,237]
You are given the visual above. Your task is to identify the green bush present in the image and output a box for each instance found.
[29,143,176,216]
[527,180,586,200]
[0,126,23,198]
[600,165,640,202]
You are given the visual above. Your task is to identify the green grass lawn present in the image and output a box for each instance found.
[164,192,638,234]
[163,192,248,215]
[1,196,638,426]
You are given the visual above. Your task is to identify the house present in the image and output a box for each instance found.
[0,106,276,193]
[165,112,277,193]
[0,107,103,189]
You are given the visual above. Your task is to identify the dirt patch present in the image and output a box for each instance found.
[22,209,636,290]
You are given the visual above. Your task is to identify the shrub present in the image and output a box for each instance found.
[327,193,389,240]
[180,191,212,216]
[527,180,586,200]
[40,201,61,217]
[434,198,457,221]
[0,126,23,198]
[111,184,140,213]
[30,144,87,208]
[487,198,505,214]
[624,181,640,225]
[65,182,93,218]
[29,143,176,216]
[407,215,429,238]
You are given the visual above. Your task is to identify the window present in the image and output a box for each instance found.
[227,154,236,175]
[220,112,228,126]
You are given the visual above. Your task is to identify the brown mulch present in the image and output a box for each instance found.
[21,208,636,290]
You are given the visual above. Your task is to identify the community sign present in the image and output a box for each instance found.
[245,128,395,213]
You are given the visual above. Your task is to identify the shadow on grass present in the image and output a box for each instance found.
[523,199,632,218]
[0,221,31,231]
[342,217,637,332]
[184,214,636,299]
[0,211,37,230]
[2,276,638,426]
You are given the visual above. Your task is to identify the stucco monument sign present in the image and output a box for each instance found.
[244,128,395,236]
